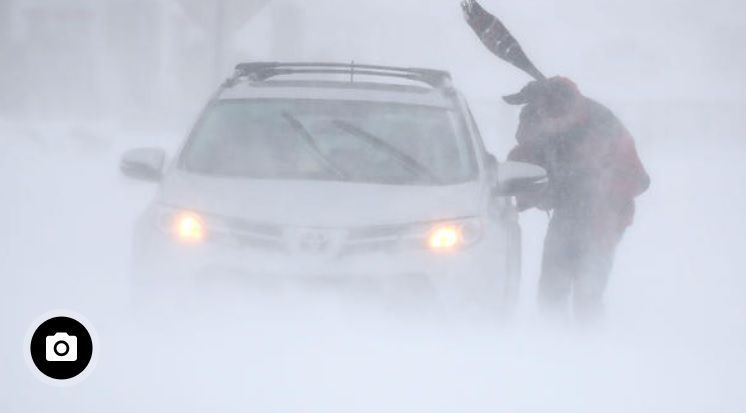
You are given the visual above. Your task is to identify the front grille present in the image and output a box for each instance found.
[221,217,284,238]
[217,218,425,257]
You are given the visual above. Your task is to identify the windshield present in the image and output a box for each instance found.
[180,99,477,185]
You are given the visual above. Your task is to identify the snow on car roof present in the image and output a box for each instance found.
[219,79,456,108]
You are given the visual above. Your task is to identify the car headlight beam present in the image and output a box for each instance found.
[426,218,482,252]
[428,225,461,250]
[173,211,205,243]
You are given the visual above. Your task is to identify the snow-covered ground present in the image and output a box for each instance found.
[2,0,745,411]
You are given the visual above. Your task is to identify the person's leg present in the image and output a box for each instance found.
[538,215,580,317]
[573,225,624,324]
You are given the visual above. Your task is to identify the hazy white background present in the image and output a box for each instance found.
[1,0,745,412]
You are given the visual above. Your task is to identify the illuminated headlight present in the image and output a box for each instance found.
[154,207,208,244]
[426,218,482,252]
[173,211,205,243]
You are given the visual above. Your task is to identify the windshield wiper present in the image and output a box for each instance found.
[281,112,349,179]
[331,120,441,184]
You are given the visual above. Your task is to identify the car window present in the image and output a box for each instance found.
[180,99,477,185]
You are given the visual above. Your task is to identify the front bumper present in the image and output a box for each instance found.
[132,214,514,307]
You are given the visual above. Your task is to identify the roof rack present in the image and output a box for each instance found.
[227,62,453,89]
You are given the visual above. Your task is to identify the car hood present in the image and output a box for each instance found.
[157,171,484,227]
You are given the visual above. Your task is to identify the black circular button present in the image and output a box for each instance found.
[29,316,94,381]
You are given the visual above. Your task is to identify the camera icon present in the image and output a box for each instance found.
[45,332,77,362]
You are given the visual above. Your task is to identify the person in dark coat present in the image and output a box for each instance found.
[505,77,650,321]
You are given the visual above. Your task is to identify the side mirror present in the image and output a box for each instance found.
[495,161,548,196]
[120,147,165,182]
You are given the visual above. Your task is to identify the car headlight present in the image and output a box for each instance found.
[426,218,482,252]
[154,207,208,244]
[172,211,205,243]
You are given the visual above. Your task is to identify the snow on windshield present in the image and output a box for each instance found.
[181,99,477,185]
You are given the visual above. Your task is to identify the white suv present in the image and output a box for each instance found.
[121,62,546,312]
